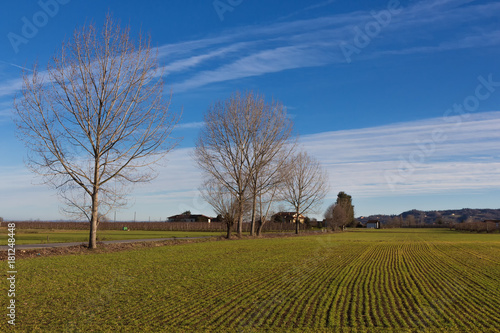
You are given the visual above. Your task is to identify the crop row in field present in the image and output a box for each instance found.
[3,229,500,332]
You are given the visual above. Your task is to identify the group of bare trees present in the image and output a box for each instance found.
[195,92,328,237]
[12,17,329,247]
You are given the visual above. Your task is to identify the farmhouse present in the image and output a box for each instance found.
[366,220,380,229]
[273,212,306,224]
[168,214,213,223]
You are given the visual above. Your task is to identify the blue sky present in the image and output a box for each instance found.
[1,0,499,221]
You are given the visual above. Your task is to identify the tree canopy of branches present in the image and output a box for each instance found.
[13,16,179,248]
[280,152,329,234]
[195,91,294,237]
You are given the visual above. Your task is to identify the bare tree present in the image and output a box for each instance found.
[324,203,347,231]
[247,102,295,235]
[201,178,251,238]
[332,205,347,231]
[195,91,292,237]
[13,16,179,248]
[280,152,329,234]
[324,203,334,229]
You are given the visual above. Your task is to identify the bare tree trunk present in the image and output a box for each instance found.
[295,208,300,234]
[256,189,276,237]
[257,220,263,236]
[89,190,98,249]
[226,222,232,239]
[250,190,257,236]
[256,192,263,236]
[238,198,243,237]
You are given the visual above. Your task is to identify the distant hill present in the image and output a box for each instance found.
[359,208,500,225]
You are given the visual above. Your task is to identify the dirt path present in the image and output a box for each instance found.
[0,236,212,251]
[0,231,320,260]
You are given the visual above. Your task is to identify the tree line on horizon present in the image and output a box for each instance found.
[364,208,500,227]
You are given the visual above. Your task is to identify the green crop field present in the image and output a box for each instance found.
[0,229,223,245]
[2,229,500,332]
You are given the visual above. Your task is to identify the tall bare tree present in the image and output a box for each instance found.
[324,203,334,229]
[195,91,293,237]
[324,203,347,231]
[195,92,253,237]
[246,99,294,236]
[13,16,179,248]
[280,152,329,234]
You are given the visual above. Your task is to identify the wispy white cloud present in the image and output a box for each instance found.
[153,0,500,92]
[1,1,498,97]
[160,42,252,75]
[0,100,13,121]
[3,111,499,220]
[370,30,500,57]
[301,111,500,197]
[304,0,337,11]
[173,45,331,91]
[0,110,12,122]
[0,60,33,72]
[0,78,23,98]
[174,121,204,130]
